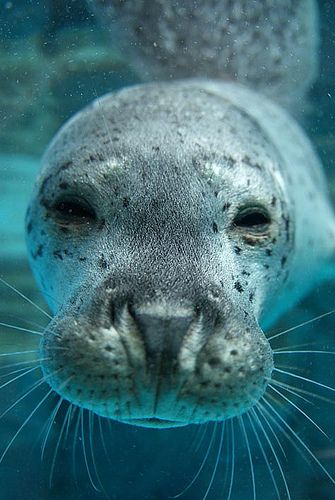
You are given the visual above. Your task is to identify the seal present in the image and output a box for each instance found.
[87,0,319,107]
[25,79,335,428]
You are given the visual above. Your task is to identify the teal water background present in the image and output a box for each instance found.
[1,1,335,499]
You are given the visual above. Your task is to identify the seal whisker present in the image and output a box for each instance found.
[268,384,329,439]
[0,363,43,382]
[255,404,286,458]
[0,366,64,422]
[0,357,48,375]
[268,308,335,342]
[273,341,321,352]
[64,403,75,445]
[80,408,101,492]
[251,406,291,499]
[170,422,218,499]
[202,422,225,500]
[0,364,41,391]
[40,395,63,460]
[190,423,209,455]
[273,349,335,355]
[46,376,75,487]
[270,379,314,405]
[271,378,335,405]
[72,407,82,484]
[98,416,111,464]
[0,321,43,336]
[0,349,39,358]
[49,400,72,488]
[246,410,281,500]
[88,411,108,497]
[0,374,46,421]
[262,397,335,485]
[0,277,52,320]
[239,414,256,500]
[226,418,235,500]
[258,400,308,466]
[273,367,335,394]
[0,386,54,465]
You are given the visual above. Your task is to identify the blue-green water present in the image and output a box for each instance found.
[1,1,335,499]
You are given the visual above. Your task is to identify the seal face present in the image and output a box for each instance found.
[25,81,335,427]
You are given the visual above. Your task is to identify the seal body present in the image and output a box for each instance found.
[25,80,335,427]
[87,0,319,107]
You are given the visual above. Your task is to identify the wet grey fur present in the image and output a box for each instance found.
[87,0,319,107]
[25,80,335,427]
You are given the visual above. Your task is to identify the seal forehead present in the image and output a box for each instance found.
[41,83,282,185]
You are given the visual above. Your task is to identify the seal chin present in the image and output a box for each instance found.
[123,418,186,429]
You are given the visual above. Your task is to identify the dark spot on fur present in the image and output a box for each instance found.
[283,215,290,241]
[242,270,251,276]
[59,182,68,190]
[40,174,53,195]
[27,221,33,233]
[123,197,130,208]
[53,250,63,260]
[265,249,272,256]
[223,202,231,212]
[271,196,277,207]
[234,281,243,293]
[212,222,218,233]
[249,292,254,302]
[35,244,43,258]
[234,246,242,255]
[281,255,288,267]
[59,161,73,172]
[99,256,108,269]
[242,155,262,170]
[208,357,221,367]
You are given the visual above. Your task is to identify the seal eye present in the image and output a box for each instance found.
[233,206,271,234]
[53,197,96,225]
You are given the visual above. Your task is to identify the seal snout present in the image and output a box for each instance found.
[40,294,273,426]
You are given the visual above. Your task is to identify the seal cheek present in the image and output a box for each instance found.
[41,318,141,419]
[178,321,273,420]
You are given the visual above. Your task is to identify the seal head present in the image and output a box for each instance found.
[25,81,335,427]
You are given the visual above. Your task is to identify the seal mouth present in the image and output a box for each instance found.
[123,417,186,428]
